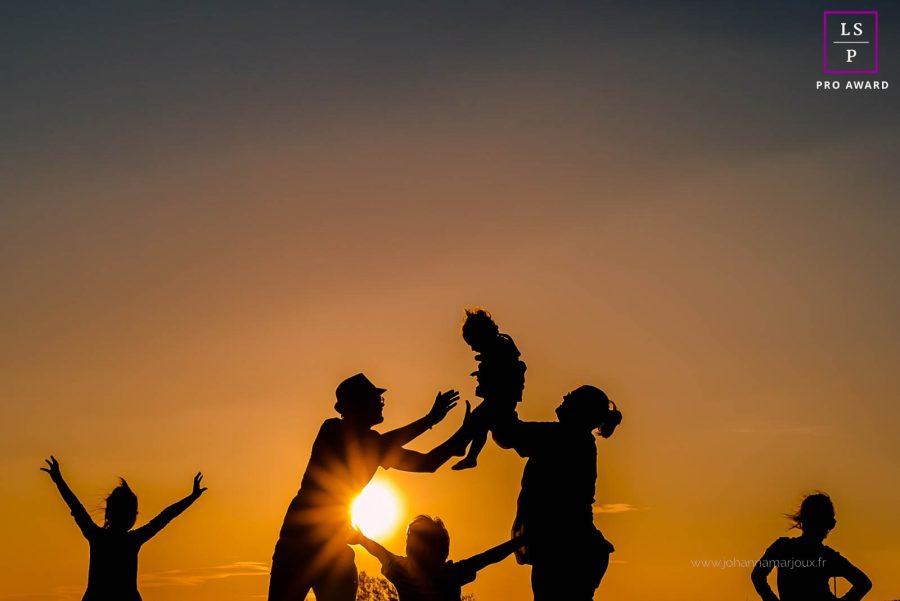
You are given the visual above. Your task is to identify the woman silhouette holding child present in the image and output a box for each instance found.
[458,308,623,601]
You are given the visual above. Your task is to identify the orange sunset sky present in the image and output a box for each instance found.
[2,2,899,600]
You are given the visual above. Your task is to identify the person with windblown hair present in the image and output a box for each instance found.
[751,492,872,601]
[41,456,207,601]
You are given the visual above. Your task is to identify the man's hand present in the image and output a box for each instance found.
[40,456,62,483]
[427,390,460,426]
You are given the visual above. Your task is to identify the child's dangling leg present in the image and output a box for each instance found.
[451,400,490,470]
[452,422,487,470]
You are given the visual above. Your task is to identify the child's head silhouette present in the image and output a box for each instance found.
[462,308,499,351]
[789,492,836,540]
[556,385,622,438]
[405,515,450,568]
[104,478,138,531]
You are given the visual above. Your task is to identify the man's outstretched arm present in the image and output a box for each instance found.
[380,390,460,448]
[382,402,472,473]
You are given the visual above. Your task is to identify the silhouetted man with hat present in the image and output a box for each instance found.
[269,373,472,601]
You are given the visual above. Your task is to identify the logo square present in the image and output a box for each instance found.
[823,11,879,74]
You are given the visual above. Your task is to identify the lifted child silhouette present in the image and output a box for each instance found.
[41,456,206,601]
[751,492,872,601]
[351,515,523,601]
[452,308,526,470]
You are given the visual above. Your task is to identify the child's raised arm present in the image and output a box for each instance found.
[41,456,99,540]
[132,472,206,544]
[456,535,525,575]
[349,528,395,566]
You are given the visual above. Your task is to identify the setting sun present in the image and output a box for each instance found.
[351,478,402,539]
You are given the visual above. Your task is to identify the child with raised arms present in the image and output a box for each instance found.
[41,456,206,601]
[351,515,523,601]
